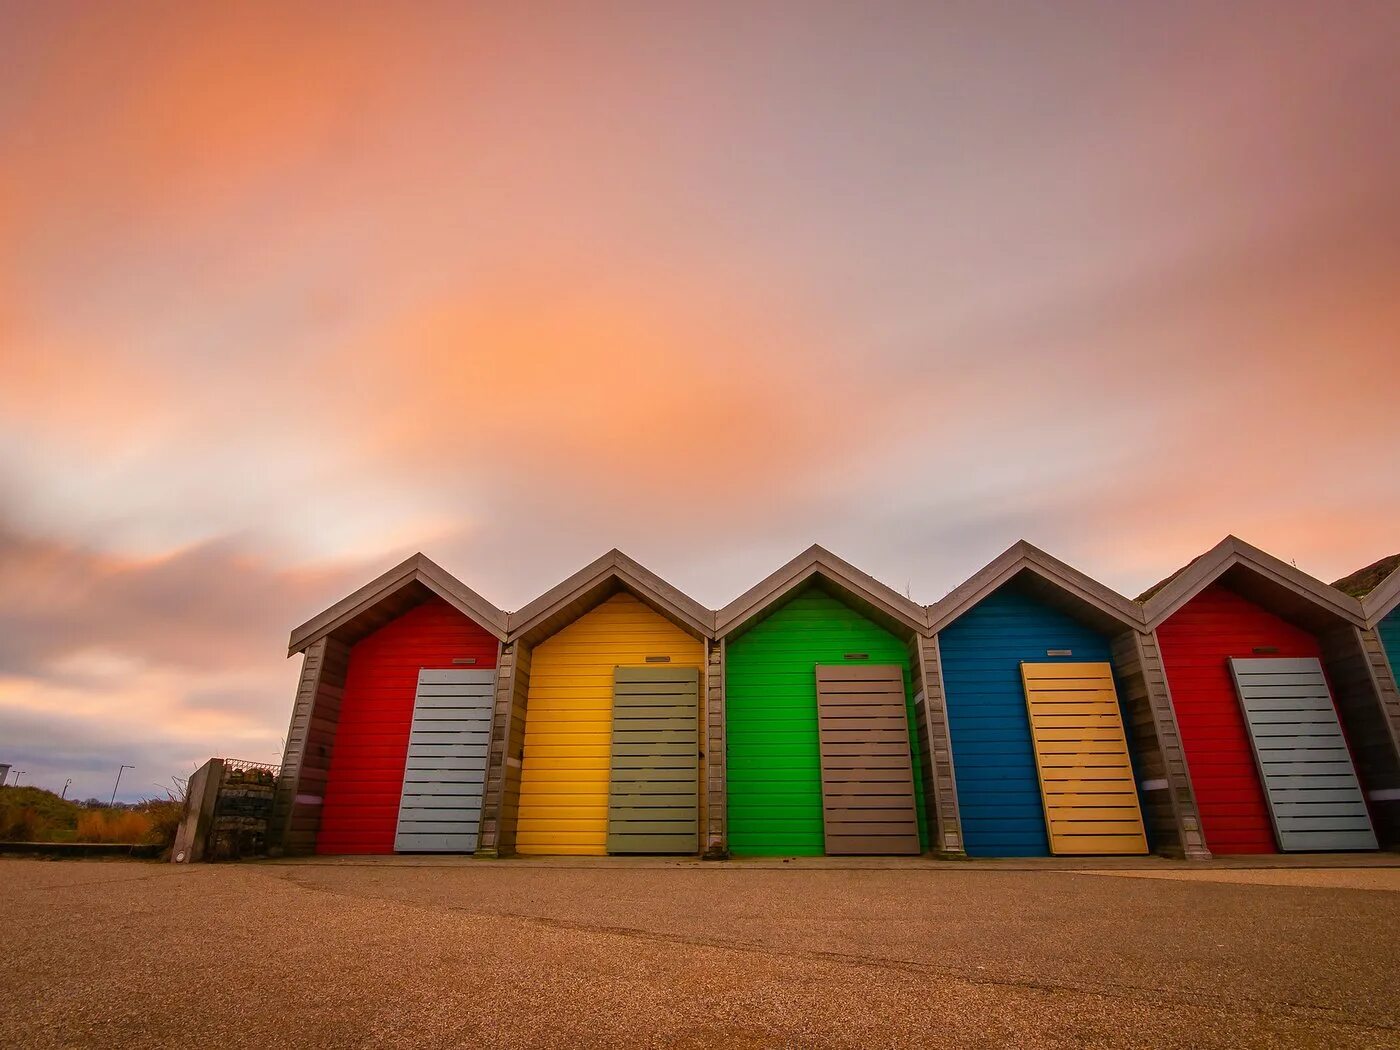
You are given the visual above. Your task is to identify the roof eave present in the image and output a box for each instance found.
[714,544,928,639]
[286,553,508,656]
[506,550,715,643]
[1361,567,1400,628]
[1141,536,1365,631]
[926,540,1144,635]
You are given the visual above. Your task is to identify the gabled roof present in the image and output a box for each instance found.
[714,544,927,640]
[1340,555,1400,628]
[1363,570,1400,628]
[507,549,714,645]
[287,553,509,655]
[926,541,1143,636]
[1138,536,1364,632]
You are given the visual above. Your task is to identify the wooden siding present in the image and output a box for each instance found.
[607,666,700,853]
[725,587,927,856]
[1366,616,1400,845]
[1109,630,1210,858]
[1156,583,1325,854]
[1228,657,1376,851]
[1360,616,1400,845]
[515,593,704,855]
[272,636,350,855]
[908,634,964,854]
[1318,624,1400,846]
[815,664,921,854]
[1021,663,1148,855]
[394,669,495,852]
[317,598,499,855]
[705,638,726,855]
[480,640,533,855]
[939,585,1126,857]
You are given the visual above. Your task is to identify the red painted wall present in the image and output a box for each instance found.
[1157,583,1323,855]
[317,597,498,854]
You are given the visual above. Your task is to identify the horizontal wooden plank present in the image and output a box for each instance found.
[607,832,699,853]
[823,833,921,855]
[394,832,478,851]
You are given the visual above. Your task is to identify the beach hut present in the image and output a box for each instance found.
[714,546,947,857]
[1336,553,1400,679]
[478,551,713,857]
[1368,567,1400,676]
[274,554,509,855]
[1333,553,1400,843]
[927,542,1205,859]
[1141,537,1394,853]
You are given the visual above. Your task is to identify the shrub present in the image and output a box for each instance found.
[74,808,154,843]
[138,797,184,847]
[0,806,49,842]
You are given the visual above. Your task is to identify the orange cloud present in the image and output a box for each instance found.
[3,5,424,225]
[312,274,921,516]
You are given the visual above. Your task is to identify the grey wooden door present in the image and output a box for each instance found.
[816,664,921,855]
[394,668,495,852]
[607,666,700,854]
[1228,657,1377,852]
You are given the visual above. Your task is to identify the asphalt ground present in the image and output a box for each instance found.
[2,856,1397,1048]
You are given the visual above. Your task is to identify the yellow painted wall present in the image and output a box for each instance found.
[1021,662,1148,856]
[516,592,705,855]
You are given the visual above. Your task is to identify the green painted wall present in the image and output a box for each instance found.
[725,586,929,855]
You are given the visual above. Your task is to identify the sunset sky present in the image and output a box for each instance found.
[1,2,1397,801]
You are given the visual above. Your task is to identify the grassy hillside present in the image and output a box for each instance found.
[1332,553,1400,599]
[0,786,80,840]
[0,785,182,845]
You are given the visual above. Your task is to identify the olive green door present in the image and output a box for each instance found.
[607,666,700,853]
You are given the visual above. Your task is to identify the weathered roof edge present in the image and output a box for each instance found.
[507,548,715,641]
[926,540,1144,635]
[714,544,928,638]
[287,552,509,655]
[1360,564,1400,628]
[1139,535,1365,631]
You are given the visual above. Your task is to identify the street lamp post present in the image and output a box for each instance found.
[61,779,72,800]
[110,764,134,805]
[12,770,25,786]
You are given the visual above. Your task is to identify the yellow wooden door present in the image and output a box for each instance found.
[516,592,704,855]
[1020,662,1148,855]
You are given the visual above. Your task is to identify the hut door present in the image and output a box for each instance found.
[1020,663,1148,855]
[1228,658,1377,851]
[607,666,700,853]
[394,668,495,852]
[815,665,921,855]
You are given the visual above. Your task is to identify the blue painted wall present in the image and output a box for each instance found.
[1380,609,1400,686]
[939,584,1114,857]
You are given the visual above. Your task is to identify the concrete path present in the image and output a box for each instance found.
[3,857,1397,1048]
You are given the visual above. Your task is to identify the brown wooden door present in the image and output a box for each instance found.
[815,664,921,855]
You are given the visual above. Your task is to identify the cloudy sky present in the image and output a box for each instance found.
[1,2,1397,801]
